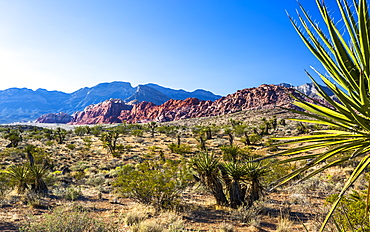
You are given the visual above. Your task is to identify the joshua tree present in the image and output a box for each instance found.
[148,122,157,138]
[223,127,234,146]
[24,144,36,166]
[270,115,278,131]
[54,127,66,144]
[233,124,251,146]
[243,160,266,207]
[100,129,121,157]
[192,126,208,151]
[192,152,265,208]
[221,162,249,208]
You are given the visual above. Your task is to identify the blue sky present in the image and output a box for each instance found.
[0,0,330,96]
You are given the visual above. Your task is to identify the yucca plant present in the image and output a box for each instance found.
[29,164,49,195]
[191,152,228,206]
[222,162,250,208]
[268,0,370,231]
[243,160,266,208]
[4,164,30,194]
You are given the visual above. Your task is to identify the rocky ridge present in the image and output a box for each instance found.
[67,84,301,125]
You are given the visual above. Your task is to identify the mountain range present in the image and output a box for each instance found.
[34,82,334,125]
[0,82,221,124]
[63,84,301,125]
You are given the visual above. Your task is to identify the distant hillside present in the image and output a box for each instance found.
[0,81,221,124]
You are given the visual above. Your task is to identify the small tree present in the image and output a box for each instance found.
[100,130,120,157]
[223,127,234,146]
[54,127,66,144]
[148,122,157,138]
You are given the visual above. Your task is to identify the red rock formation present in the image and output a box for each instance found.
[118,98,213,123]
[64,84,306,125]
[68,99,132,125]
[35,112,73,124]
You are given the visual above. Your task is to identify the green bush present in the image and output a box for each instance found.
[66,143,76,150]
[167,143,192,155]
[220,145,249,162]
[248,133,262,145]
[326,190,370,232]
[74,126,90,136]
[114,160,191,209]
[0,172,11,205]
[90,125,103,137]
[63,186,82,201]
[20,205,117,232]
[131,129,144,137]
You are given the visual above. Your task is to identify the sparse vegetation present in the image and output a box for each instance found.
[0,105,362,231]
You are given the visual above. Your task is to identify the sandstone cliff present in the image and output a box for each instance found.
[67,84,301,125]
[69,99,133,124]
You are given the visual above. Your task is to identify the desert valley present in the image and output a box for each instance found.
[2,0,370,231]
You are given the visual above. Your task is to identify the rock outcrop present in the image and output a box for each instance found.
[35,112,73,124]
[68,84,302,125]
[69,99,133,124]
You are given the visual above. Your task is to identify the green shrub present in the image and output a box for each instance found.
[117,144,133,152]
[4,129,22,147]
[249,133,262,145]
[74,126,90,136]
[167,143,192,155]
[0,172,11,206]
[220,145,249,162]
[63,186,82,201]
[66,143,76,150]
[20,205,117,232]
[114,160,191,209]
[131,129,144,137]
[85,174,105,187]
[326,190,370,232]
[45,141,54,146]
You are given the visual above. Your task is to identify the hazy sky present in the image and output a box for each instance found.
[0,0,330,96]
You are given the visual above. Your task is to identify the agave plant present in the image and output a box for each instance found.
[269,0,370,230]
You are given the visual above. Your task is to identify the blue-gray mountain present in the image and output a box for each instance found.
[0,81,221,124]
[278,82,334,98]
